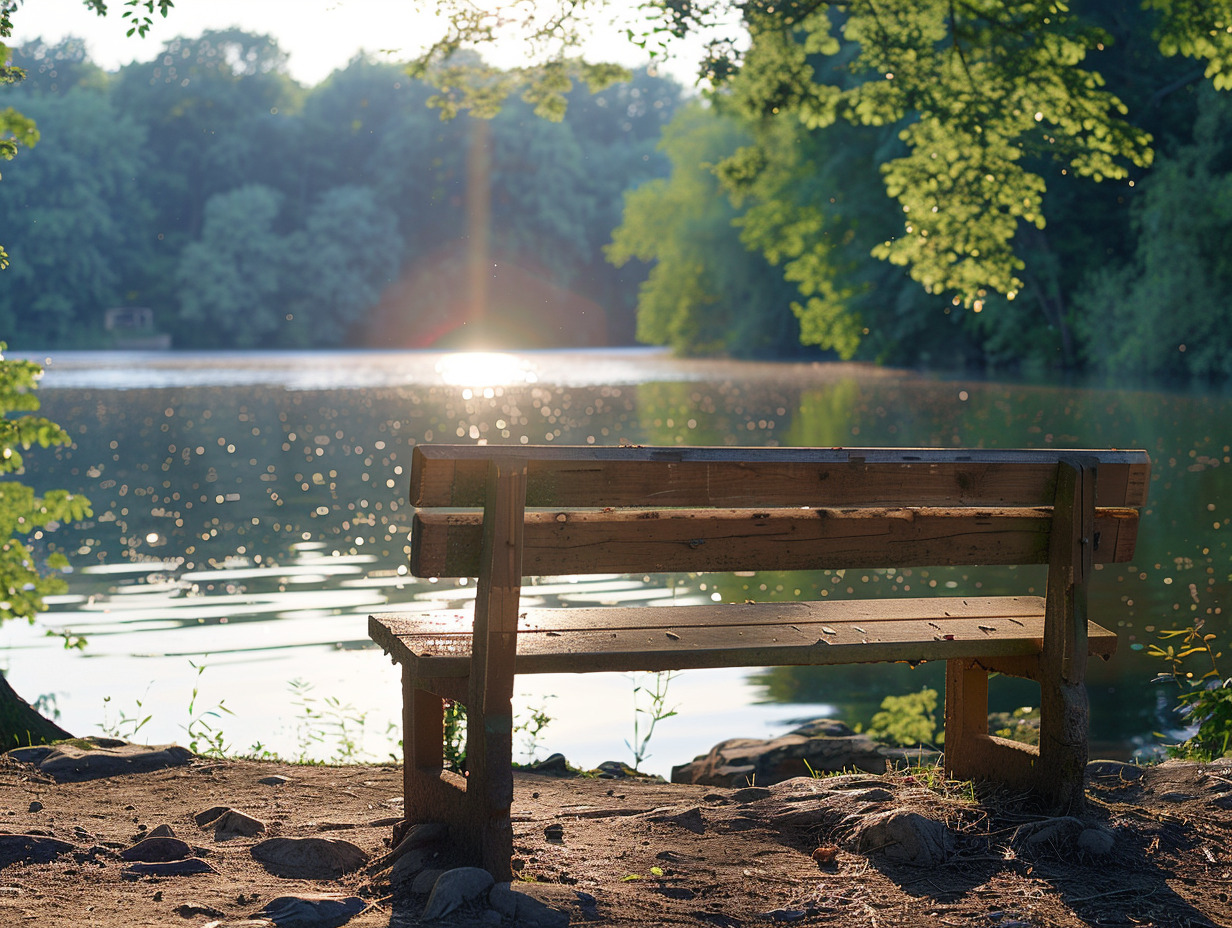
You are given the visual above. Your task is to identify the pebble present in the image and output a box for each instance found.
[258,775,291,787]
[28,801,43,813]
[253,894,367,928]
[422,867,495,920]
[250,837,369,878]
[123,858,216,878]
[147,824,177,838]
[212,810,267,839]
[120,837,193,863]
[0,834,75,866]
[487,883,568,928]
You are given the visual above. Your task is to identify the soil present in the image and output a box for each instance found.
[1,750,1230,928]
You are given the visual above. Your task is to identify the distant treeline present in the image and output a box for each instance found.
[4,21,1232,376]
[0,31,680,351]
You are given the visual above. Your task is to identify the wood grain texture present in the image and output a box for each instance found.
[411,445,1151,509]
[369,599,1117,677]
[411,507,1141,578]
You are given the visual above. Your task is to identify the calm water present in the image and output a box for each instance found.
[3,349,1229,773]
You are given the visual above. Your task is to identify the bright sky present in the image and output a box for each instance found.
[8,0,704,87]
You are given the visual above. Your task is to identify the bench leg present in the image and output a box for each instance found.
[1036,677,1089,814]
[401,667,467,831]
[944,658,1040,792]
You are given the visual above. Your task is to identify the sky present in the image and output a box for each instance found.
[7,0,704,88]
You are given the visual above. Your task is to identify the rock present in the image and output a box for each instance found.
[390,847,445,888]
[671,726,888,787]
[1012,816,1086,851]
[411,868,447,894]
[212,810,266,839]
[27,801,43,813]
[123,858,217,878]
[253,894,367,928]
[488,883,569,928]
[175,903,225,919]
[1077,826,1116,856]
[259,775,292,786]
[120,836,193,862]
[529,753,570,776]
[6,738,193,782]
[848,810,952,866]
[147,824,177,838]
[387,821,449,861]
[789,719,856,738]
[422,867,495,920]
[595,760,639,779]
[0,834,75,866]
[251,837,369,878]
[543,823,565,842]
[195,806,231,827]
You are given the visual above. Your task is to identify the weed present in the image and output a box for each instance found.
[1149,618,1232,760]
[99,693,152,741]
[183,659,234,756]
[626,670,678,770]
[287,678,372,763]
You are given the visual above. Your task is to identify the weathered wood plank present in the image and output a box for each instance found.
[411,445,1151,509]
[369,604,1117,677]
[411,507,1141,578]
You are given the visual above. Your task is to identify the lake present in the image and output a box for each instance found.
[3,348,1228,775]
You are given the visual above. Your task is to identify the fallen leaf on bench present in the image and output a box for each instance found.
[978,625,997,632]
[821,626,837,635]
[666,632,681,640]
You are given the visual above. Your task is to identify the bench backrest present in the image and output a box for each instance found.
[408,446,1150,579]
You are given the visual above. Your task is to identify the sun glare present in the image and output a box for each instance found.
[435,352,539,388]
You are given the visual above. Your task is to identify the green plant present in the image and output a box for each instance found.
[865,687,941,747]
[626,671,679,770]
[1149,618,1232,761]
[183,659,233,756]
[287,678,372,763]
[516,696,554,763]
[443,699,467,772]
[99,693,151,741]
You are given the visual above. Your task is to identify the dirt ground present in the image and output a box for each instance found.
[1,749,1230,928]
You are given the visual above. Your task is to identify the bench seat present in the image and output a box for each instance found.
[370,596,1117,677]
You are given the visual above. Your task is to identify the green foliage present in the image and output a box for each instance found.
[1078,85,1232,379]
[1148,619,1232,761]
[0,344,92,625]
[865,687,940,747]
[607,105,803,356]
[626,670,678,770]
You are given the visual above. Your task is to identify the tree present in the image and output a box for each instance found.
[0,345,92,746]
[607,104,805,356]
[176,185,295,348]
[425,0,1232,361]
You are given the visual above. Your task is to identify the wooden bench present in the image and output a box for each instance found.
[369,445,1150,878]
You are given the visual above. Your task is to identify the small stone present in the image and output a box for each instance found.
[194,806,230,827]
[0,835,75,866]
[254,894,367,928]
[849,810,952,866]
[530,753,569,776]
[251,837,369,878]
[411,868,446,894]
[120,837,193,863]
[123,858,216,878]
[213,810,266,839]
[1077,827,1116,856]
[761,909,810,922]
[543,823,564,842]
[27,801,43,813]
[259,775,291,786]
[147,824,177,838]
[422,867,495,920]
[390,847,443,887]
[175,903,224,919]
[1013,816,1085,851]
[487,883,568,928]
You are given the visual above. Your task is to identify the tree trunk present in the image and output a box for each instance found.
[0,669,72,750]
